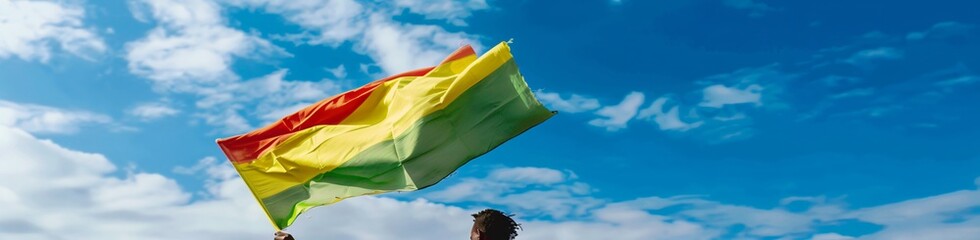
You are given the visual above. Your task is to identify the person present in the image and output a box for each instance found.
[470,209,521,240]
[274,231,294,240]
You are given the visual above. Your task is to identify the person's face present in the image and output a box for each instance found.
[470,221,481,240]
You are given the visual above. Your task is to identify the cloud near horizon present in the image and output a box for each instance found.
[1,123,978,239]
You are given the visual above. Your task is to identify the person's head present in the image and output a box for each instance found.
[470,209,521,240]
[274,231,294,240]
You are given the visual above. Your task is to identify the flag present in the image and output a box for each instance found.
[216,42,554,229]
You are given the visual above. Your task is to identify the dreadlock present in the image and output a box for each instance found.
[472,209,522,240]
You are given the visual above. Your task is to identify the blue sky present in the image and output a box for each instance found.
[2,0,980,239]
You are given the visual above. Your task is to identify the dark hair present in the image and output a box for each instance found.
[472,209,521,240]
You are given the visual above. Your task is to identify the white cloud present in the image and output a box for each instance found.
[426,167,603,219]
[534,90,601,113]
[851,189,980,226]
[829,88,875,99]
[0,0,106,62]
[637,97,703,131]
[227,0,367,46]
[2,124,980,239]
[128,100,180,121]
[124,4,283,91]
[227,0,483,74]
[849,186,980,240]
[424,165,980,239]
[487,167,570,185]
[325,64,347,79]
[588,92,645,131]
[124,0,283,90]
[197,107,253,134]
[844,47,904,67]
[427,167,575,203]
[173,156,218,175]
[820,75,862,87]
[359,14,480,73]
[700,84,763,108]
[811,233,856,240]
[125,0,314,133]
[723,0,777,17]
[235,70,340,110]
[124,1,351,133]
[393,0,489,26]
[91,173,191,211]
[0,125,269,239]
[0,100,112,134]
[0,128,116,190]
[907,21,975,41]
[522,216,711,240]
[936,75,979,87]
[125,0,481,133]
[161,69,339,134]
[920,63,979,90]
[650,65,790,142]
[136,0,224,27]
[538,66,785,142]
[698,64,790,110]
[0,125,625,239]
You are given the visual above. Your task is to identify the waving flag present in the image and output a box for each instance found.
[216,42,554,229]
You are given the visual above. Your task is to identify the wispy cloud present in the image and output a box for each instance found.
[536,65,790,142]
[0,100,114,134]
[197,108,253,134]
[723,0,778,17]
[128,100,180,121]
[654,65,793,142]
[791,20,980,126]
[637,97,703,131]
[228,0,484,74]
[359,15,481,73]
[486,167,569,185]
[172,156,218,175]
[123,0,355,134]
[829,88,875,99]
[936,75,979,87]
[907,21,975,41]
[324,64,348,79]
[124,0,487,133]
[588,92,645,131]
[843,47,904,67]
[0,0,106,62]
[125,0,286,90]
[3,124,980,239]
[930,64,979,88]
[426,166,600,219]
[699,84,764,108]
[192,70,342,133]
[819,75,862,87]
[393,0,489,26]
[426,165,980,239]
[534,90,601,113]
[848,181,980,239]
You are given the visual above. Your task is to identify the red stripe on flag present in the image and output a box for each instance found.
[217,67,432,163]
[217,45,477,163]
